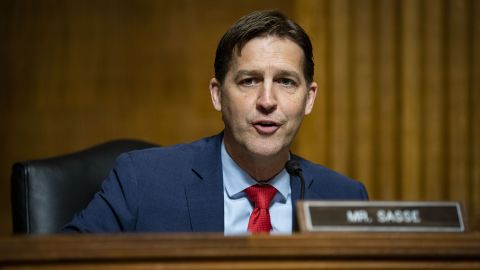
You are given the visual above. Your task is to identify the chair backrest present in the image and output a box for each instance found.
[11,139,157,234]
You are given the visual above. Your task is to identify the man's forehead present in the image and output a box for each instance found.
[228,36,305,77]
[233,36,302,57]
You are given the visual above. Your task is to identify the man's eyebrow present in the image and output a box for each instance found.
[276,70,302,81]
[233,70,263,81]
[233,69,303,81]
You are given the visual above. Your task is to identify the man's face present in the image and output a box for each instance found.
[210,36,317,159]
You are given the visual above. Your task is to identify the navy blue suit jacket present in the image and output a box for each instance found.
[63,133,368,233]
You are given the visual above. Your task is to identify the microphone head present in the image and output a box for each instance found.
[285,160,302,176]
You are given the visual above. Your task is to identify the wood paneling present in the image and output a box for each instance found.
[1,0,479,234]
[447,0,470,211]
[294,0,480,229]
[329,0,352,174]
[401,0,422,200]
[473,0,480,232]
[424,0,446,201]
[376,0,400,200]
[351,0,374,189]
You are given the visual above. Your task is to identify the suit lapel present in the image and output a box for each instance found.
[185,133,224,232]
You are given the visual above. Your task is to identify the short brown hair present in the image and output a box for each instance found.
[214,10,314,85]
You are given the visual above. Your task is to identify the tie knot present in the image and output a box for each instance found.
[244,184,277,209]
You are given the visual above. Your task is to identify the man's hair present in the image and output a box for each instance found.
[214,10,314,85]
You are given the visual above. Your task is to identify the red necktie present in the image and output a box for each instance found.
[244,184,277,233]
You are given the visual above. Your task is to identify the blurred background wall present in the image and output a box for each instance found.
[1,0,478,235]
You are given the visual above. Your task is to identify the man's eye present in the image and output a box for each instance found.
[240,78,258,87]
[278,78,296,87]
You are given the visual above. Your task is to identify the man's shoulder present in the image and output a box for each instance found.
[294,155,348,180]
[113,133,222,172]
[293,155,368,199]
[125,134,220,160]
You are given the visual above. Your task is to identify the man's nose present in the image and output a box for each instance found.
[256,82,277,114]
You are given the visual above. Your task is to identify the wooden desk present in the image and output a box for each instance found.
[1,233,479,269]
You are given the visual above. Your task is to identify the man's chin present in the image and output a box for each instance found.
[245,143,287,159]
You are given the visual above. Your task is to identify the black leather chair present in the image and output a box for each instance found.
[11,139,158,234]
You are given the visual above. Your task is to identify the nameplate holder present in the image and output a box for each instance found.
[297,201,465,232]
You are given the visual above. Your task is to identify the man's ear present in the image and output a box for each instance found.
[304,81,318,115]
[209,78,222,111]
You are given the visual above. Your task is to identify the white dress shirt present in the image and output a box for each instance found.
[221,140,292,235]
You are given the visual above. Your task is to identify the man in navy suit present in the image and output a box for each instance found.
[63,10,368,234]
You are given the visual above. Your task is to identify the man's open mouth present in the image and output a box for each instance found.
[252,121,281,135]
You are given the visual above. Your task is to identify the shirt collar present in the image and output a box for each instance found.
[221,140,290,201]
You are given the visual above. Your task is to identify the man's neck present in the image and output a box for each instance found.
[224,140,289,182]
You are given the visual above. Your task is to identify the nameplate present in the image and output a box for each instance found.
[297,201,465,232]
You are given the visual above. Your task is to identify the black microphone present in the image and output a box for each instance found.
[285,160,305,200]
